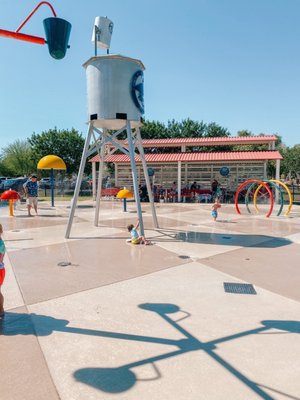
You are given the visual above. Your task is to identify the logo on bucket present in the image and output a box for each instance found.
[131,70,144,114]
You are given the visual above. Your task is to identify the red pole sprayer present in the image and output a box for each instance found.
[0,2,71,59]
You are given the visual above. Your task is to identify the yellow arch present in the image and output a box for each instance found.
[253,180,292,216]
[253,183,271,214]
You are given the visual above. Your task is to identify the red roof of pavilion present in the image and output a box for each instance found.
[89,150,282,164]
[135,135,278,147]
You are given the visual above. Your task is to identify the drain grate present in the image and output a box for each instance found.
[223,282,257,295]
[57,261,72,267]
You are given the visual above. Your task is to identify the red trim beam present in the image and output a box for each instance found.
[0,29,45,44]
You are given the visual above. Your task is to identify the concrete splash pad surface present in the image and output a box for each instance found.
[1,200,300,400]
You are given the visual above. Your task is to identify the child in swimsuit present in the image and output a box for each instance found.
[127,221,150,245]
[211,198,221,221]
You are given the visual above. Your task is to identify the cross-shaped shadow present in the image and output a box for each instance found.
[1,304,299,398]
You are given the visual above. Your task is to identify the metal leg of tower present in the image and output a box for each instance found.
[136,128,159,228]
[65,123,94,238]
[126,121,145,237]
[94,138,106,226]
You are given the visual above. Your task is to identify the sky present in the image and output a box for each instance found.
[0,0,299,150]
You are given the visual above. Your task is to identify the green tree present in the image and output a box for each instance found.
[140,118,230,153]
[0,160,14,176]
[140,118,226,140]
[237,130,253,137]
[205,122,230,138]
[140,120,168,139]
[28,128,87,174]
[1,139,35,176]
[167,118,207,138]
[233,130,275,152]
[280,144,300,178]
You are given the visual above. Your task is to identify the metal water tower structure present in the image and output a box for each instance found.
[65,17,158,238]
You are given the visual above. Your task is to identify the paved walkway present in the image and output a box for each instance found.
[1,199,300,400]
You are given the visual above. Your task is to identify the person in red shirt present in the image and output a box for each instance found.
[0,224,6,317]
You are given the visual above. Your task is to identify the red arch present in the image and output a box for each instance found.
[235,179,274,218]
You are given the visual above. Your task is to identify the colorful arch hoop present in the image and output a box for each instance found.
[246,180,284,216]
[245,181,265,214]
[234,179,274,218]
[273,180,293,215]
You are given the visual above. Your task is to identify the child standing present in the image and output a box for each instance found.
[211,198,221,222]
[127,221,150,245]
[0,224,6,317]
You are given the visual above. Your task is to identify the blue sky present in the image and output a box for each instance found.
[0,0,299,150]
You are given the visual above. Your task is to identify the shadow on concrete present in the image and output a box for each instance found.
[1,304,299,397]
[150,228,292,248]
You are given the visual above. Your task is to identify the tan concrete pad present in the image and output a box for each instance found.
[0,306,59,400]
[1,214,84,231]
[147,225,292,260]
[99,214,189,229]
[216,215,300,237]
[2,255,24,310]
[201,242,300,302]
[8,238,190,304]
[27,263,300,400]
[1,201,300,400]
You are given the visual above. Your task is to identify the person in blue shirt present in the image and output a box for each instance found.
[127,221,150,245]
[23,174,39,216]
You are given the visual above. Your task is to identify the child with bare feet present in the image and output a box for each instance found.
[211,198,221,221]
[0,224,6,317]
[23,174,38,216]
[127,221,150,245]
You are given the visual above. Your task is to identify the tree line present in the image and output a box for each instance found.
[0,119,299,179]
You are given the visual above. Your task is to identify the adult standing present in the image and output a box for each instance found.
[190,181,198,201]
[23,174,39,216]
[211,179,219,200]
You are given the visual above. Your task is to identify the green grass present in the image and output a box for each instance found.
[38,195,93,202]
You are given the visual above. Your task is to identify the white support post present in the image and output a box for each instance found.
[94,138,106,226]
[136,128,159,228]
[275,159,280,204]
[126,121,145,236]
[65,123,94,238]
[92,162,96,201]
[178,161,182,202]
[115,164,118,186]
[275,159,280,180]
[138,165,141,185]
[185,163,188,186]
[263,162,267,180]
